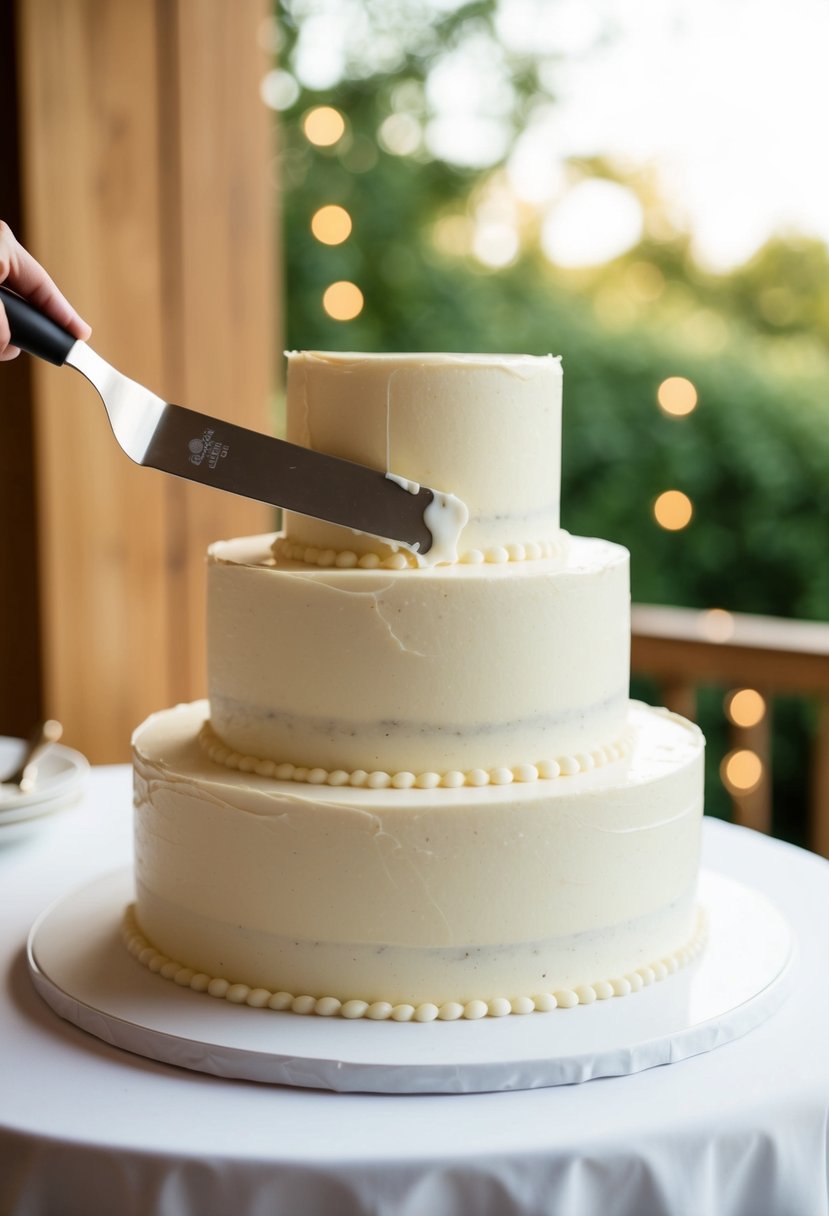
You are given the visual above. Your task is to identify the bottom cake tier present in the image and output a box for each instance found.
[130,700,705,1020]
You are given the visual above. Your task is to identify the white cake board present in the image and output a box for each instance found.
[27,868,793,1095]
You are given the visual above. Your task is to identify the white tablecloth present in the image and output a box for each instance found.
[2,767,828,1216]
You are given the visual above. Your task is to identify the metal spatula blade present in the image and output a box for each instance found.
[0,286,467,560]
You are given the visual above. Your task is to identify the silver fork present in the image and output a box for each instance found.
[2,720,63,794]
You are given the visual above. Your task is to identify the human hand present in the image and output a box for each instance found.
[0,220,92,361]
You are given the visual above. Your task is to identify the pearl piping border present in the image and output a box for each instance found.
[197,721,632,790]
[121,905,707,1022]
[273,535,565,571]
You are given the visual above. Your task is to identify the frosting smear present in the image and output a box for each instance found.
[382,473,469,567]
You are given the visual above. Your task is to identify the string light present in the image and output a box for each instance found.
[303,106,345,147]
[311,205,352,245]
[323,281,364,321]
[657,376,698,416]
[721,749,763,795]
[726,688,766,727]
[653,489,693,530]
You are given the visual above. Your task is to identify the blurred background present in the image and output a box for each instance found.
[272,0,829,844]
[2,1,828,850]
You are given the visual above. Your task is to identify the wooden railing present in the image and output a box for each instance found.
[631,604,829,857]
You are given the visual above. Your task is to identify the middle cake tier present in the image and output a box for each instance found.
[207,532,631,778]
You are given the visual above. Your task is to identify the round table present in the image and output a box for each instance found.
[2,766,828,1216]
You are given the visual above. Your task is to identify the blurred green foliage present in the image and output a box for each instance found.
[275,0,829,841]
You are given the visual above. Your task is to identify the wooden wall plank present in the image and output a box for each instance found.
[18,0,170,763]
[16,0,274,762]
[162,0,275,702]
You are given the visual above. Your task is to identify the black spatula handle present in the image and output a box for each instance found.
[0,285,77,366]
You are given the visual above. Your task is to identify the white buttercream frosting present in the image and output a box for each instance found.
[283,351,563,559]
[385,472,420,495]
[132,699,704,1007]
[122,903,707,1021]
[196,718,631,789]
[271,532,569,570]
[208,533,630,777]
[378,474,469,567]
[128,349,708,1025]
[418,488,469,566]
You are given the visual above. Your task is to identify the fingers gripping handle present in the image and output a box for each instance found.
[0,285,77,366]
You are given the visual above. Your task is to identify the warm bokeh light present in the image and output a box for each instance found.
[721,748,763,795]
[698,608,736,643]
[311,204,352,245]
[726,688,767,728]
[303,106,346,147]
[657,376,698,416]
[653,489,693,530]
[378,112,421,156]
[285,2,829,270]
[473,222,519,268]
[322,280,364,321]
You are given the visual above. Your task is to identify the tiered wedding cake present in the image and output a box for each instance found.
[124,352,705,1022]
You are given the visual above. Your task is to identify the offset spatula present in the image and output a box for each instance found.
[0,286,466,562]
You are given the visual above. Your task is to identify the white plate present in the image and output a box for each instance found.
[0,736,88,823]
[28,868,794,1094]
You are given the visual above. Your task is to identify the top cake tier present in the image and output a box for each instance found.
[283,351,563,562]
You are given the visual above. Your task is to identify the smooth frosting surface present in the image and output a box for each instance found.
[283,352,563,559]
[207,533,631,775]
[133,699,704,1006]
[122,902,707,1021]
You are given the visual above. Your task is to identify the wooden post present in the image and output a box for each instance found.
[729,703,773,835]
[658,680,697,722]
[812,699,829,858]
[15,0,274,762]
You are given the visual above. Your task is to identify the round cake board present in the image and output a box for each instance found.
[27,868,793,1095]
